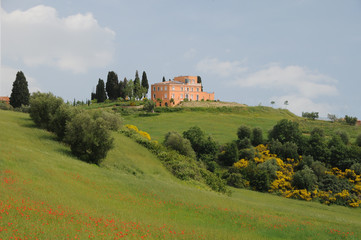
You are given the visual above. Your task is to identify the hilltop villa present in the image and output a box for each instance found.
[151,76,214,107]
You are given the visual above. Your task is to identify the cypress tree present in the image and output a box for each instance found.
[121,78,128,100]
[141,71,149,97]
[10,71,30,108]
[105,71,119,100]
[133,71,141,100]
[96,79,107,102]
[162,76,166,82]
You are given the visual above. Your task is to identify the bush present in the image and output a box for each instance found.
[143,99,155,112]
[50,104,76,140]
[218,141,239,166]
[251,127,263,146]
[0,102,13,111]
[268,119,302,145]
[92,110,122,131]
[258,158,280,181]
[318,174,352,193]
[164,131,196,159]
[344,115,357,126]
[239,148,255,160]
[292,166,317,191]
[302,112,319,120]
[356,134,361,147]
[183,126,218,158]
[29,92,64,130]
[350,163,361,175]
[237,125,251,140]
[64,112,114,164]
[237,138,251,150]
[335,130,349,145]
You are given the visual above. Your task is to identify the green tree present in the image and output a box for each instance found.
[305,128,329,163]
[120,78,128,99]
[162,76,166,82]
[29,92,64,130]
[50,104,75,140]
[125,79,134,100]
[64,112,114,164]
[105,71,119,100]
[10,71,30,108]
[237,125,251,140]
[335,130,349,145]
[218,141,239,166]
[292,166,317,191]
[268,119,302,144]
[143,99,155,112]
[197,76,203,91]
[302,112,319,120]
[251,127,263,146]
[344,115,357,126]
[327,135,348,167]
[270,101,275,107]
[95,79,107,103]
[141,71,149,98]
[164,131,196,159]
[183,126,218,159]
[133,71,142,100]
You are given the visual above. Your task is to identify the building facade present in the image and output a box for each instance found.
[151,76,214,107]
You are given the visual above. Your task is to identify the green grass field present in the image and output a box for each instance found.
[1,110,361,239]
[122,106,361,144]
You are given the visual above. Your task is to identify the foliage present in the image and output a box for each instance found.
[29,92,64,130]
[92,110,122,131]
[344,115,357,126]
[302,112,319,120]
[292,166,317,191]
[143,99,155,112]
[218,141,239,166]
[268,119,302,145]
[305,128,329,163]
[10,71,30,108]
[356,134,361,147]
[237,125,251,140]
[125,79,134,100]
[95,79,107,103]
[251,127,263,146]
[133,71,142,100]
[335,130,349,145]
[106,71,119,100]
[64,112,114,164]
[183,126,218,159]
[327,113,338,122]
[164,131,196,159]
[50,104,76,140]
[327,135,348,167]
[141,71,149,97]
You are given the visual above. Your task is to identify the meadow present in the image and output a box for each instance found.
[1,110,361,239]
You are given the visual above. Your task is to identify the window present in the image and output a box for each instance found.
[157,87,160,91]
[172,86,175,90]
[160,87,163,91]
[187,88,189,91]
[164,93,167,99]
[165,86,167,90]
[197,88,199,92]
[197,95,199,101]
[153,86,156,91]
[153,94,156,99]
[181,87,183,91]
[191,88,193,92]
[185,94,189,99]
[171,94,175,99]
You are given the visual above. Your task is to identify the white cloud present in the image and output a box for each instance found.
[234,64,338,98]
[1,66,41,96]
[1,5,115,73]
[196,57,248,78]
[183,48,197,59]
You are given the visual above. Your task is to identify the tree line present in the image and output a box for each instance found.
[91,70,149,102]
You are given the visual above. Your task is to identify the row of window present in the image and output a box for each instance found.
[153,86,200,92]
[153,93,200,100]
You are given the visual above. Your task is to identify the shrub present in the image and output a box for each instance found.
[0,102,13,111]
[143,99,155,112]
[239,148,255,160]
[335,130,349,145]
[344,115,357,126]
[164,131,196,159]
[292,166,317,191]
[268,119,302,144]
[64,112,114,164]
[257,158,280,181]
[218,141,239,166]
[350,163,361,175]
[280,142,299,160]
[237,125,251,140]
[251,127,263,146]
[92,110,122,131]
[29,92,64,130]
[237,138,252,150]
[50,104,76,140]
[355,134,361,147]
[183,126,218,158]
[225,173,248,188]
[318,174,352,193]
[302,112,319,120]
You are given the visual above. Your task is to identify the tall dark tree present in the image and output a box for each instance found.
[120,78,128,99]
[96,79,107,103]
[197,76,203,91]
[162,76,166,82]
[10,71,30,108]
[133,70,141,100]
[141,71,149,97]
[105,71,119,100]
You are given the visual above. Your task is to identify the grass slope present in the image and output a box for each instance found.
[1,110,361,239]
[123,106,361,144]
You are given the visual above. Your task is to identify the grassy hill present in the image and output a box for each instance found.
[1,110,361,239]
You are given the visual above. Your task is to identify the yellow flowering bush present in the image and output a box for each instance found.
[234,159,248,168]
[139,130,151,141]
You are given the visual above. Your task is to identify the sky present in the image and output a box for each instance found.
[1,0,361,118]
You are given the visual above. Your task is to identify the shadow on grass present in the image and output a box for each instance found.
[20,117,38,128]
[137,113,160,117]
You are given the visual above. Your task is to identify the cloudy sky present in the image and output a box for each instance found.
[1,0,361,118]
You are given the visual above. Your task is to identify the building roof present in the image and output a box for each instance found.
[0,96,10,103]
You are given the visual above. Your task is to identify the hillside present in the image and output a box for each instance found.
[1,110,361,239]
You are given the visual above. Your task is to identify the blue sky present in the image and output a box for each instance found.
[1,0,361,118]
